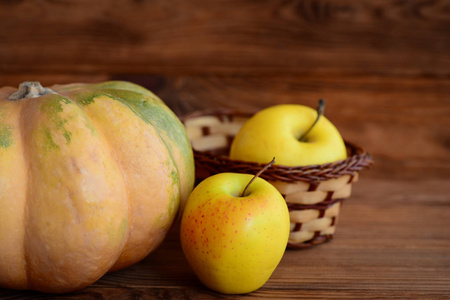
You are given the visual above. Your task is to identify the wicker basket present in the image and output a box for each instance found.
[182,108,373,249]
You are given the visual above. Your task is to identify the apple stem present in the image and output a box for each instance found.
[240,157,276,197]
[299,99,325,142]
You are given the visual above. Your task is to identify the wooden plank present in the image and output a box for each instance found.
[1,0,449,76]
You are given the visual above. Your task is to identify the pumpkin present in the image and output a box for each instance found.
[0,81,195,293]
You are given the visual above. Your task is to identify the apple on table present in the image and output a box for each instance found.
[180,161,290,294]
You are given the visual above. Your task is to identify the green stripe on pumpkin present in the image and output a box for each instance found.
[72,87,193,172]
[106,89,190,153]
[39,94,74,145]
[0,124,14,148]
[41,127,60,151]
[88,81,158,98]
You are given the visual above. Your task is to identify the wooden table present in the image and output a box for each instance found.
[0,0,449,299]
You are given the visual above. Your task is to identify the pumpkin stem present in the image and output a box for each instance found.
[8,81,56,100]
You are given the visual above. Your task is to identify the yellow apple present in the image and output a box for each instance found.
[229,103,347,166]
[180,172,290,294]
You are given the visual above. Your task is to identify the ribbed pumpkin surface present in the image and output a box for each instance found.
[0,81,194,293]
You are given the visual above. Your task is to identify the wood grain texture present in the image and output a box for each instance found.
[1,0,449,76]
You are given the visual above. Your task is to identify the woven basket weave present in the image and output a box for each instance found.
[182,108,373,249]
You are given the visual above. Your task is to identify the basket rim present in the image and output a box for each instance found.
[183,108,374,184]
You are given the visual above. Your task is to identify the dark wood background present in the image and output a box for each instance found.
[0,0,449,299]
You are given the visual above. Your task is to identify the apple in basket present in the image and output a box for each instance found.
[180,159,290,294]
[229,100,347,166]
